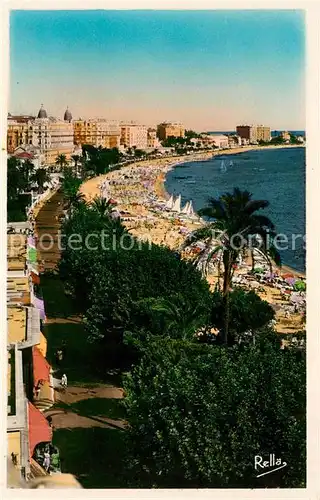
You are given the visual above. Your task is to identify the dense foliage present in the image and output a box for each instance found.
[7,157,49,221]
[84,243,212,344]
[124,335,306,488]
[59,203,212,369]
[182,188,281,343]
[82,144,122,176]
[210,288,275,343]
[56,180,305,490]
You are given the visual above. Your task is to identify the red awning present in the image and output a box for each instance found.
[30,272,40,285]
[28,402,52,457]
[32,346,51,386]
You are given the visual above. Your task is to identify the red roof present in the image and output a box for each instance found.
[14,152,34,159]
[28,402,52,457]
[32,346,51,386]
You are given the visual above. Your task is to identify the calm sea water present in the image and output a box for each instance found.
[165,147,306,272]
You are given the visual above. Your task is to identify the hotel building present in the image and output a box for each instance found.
[120,122,148,149]
[147,128,161,149]
[73,119,121,149]
[236,125,271,144]
[7,115,35,153]
[156,122,185,141]
[7,106,75,165]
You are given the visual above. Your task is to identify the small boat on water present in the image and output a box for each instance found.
[229,160,233,167]
[220,160,227,173]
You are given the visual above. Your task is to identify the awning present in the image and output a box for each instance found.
[32,346,51,386]
[32,296,46,320]
[27,236,36,248]
[28,402,52,458]
[30,272,40,285]
[38,332,47,357]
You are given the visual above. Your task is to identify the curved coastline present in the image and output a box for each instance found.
[160,144,305,198]
[163,146,305,277]
[80,146,305,280]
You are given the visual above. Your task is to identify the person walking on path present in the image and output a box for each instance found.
[43,450,51,473]
[61,373,67,391]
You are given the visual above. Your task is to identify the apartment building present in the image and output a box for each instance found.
[120,122,148,149]
[73,118,121,149]
[236,125,271,144]
[7,228,54,482]
[147,128,161,149]
[156,122,185,141]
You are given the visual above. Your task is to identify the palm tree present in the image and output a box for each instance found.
[90,196,116,219]
[64,191,86,213]
[55,154,68,170]
[20,159,35,186]
[181,188,280,344]
[140,293,208,340]
[31,168,50,194]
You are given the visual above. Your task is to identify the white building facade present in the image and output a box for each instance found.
[120,123,148,149]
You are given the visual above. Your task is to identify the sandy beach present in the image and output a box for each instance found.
[80,147,305,335]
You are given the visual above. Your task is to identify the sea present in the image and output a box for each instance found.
[165,147,306,273]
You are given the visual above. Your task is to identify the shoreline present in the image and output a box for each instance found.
[80,152,305,333]
[159,143,305,197]
[80,146,305,279]
[160,146,305,277]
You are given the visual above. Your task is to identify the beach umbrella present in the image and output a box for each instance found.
[285,277,296,286]
[265,271,275,279]
[290,293,304,304]
[250,281,260,288]
[110,210,121,220]
[195,241,206,250]
[282,273,295,279]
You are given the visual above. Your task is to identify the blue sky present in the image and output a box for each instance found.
[9,10,305,131]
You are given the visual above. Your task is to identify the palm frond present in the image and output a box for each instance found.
[179,226,213,250]
[249,214,275,230]
[244,199,269,215]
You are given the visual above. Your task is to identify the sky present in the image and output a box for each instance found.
[9,10,305,131]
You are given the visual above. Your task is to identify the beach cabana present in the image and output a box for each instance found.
[172,195,181,212]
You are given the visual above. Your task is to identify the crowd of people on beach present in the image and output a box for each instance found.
[91,155,306,334]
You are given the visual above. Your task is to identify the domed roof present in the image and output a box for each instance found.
[37,104,47,119]
[64,107,72,122]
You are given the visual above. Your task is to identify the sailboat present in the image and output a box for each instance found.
[181,201,190,214]
[220,160,227,173]
[172,194,181,212]
[165,194,174,210]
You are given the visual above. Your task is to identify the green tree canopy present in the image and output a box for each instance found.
[182,188,281,343]
[84,242,212,346]
[124,335,306,488]
[210,288,275,344]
